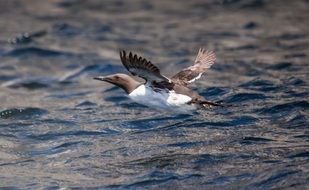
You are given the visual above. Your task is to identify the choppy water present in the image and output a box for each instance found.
[0,0,308,189]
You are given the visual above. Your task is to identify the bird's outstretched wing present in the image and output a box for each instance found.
[120,50,171,84]
[171,48,216,86]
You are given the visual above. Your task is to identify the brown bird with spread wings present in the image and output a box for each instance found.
[94,48,220,112]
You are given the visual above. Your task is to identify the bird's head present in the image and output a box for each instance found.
[94,73,140,94]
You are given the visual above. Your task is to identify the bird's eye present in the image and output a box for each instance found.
[115,76,119,80]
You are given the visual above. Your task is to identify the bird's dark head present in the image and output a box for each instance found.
[94,73,141,94]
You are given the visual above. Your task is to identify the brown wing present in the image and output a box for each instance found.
[171,48,216,86]
[120,51,171,84]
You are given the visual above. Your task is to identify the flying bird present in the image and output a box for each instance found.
[94,48,220,112]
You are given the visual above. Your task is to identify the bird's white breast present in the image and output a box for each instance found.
[128,85,196,112]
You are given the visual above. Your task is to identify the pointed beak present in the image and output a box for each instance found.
[93,76,106,81]
[94,75,114,83]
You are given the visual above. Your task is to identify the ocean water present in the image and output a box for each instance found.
[0,0,308,189]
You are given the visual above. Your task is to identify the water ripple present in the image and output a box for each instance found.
[0,107,48,120]
[258,101,309,114]
[226,92,268,103]
[4,47,74,57]
[240,79,281,92]
[26,129,118,141]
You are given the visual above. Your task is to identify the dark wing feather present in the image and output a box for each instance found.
[171,48,216,86]
[120,51,171,84]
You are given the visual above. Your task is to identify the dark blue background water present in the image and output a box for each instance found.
[0,0,308,189]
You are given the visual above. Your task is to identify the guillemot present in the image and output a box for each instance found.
[94,48,220,112]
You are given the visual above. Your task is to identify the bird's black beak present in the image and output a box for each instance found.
[93,76,106,81]
[93,75,113,83]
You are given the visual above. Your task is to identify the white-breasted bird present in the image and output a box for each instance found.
[94,48,220,112]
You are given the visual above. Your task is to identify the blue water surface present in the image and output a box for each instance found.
[0,0,308,189]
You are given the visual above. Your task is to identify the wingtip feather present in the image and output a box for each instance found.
[195,48,216,67]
